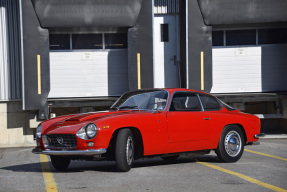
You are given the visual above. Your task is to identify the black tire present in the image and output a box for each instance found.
[161,155,180,161]
[216,125,245,163]
[115,129,134,172]
[50,156,70,171]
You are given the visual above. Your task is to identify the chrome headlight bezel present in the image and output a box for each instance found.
[42,135,48,148]
[76,123,98,140]
[36,124,42,140]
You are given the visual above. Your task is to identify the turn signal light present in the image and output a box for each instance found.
[87,142,94,147]
[103,125,110,129]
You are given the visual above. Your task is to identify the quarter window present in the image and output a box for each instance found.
[219,100,236,111]
[170,92,202,111]
[199,95,221,111]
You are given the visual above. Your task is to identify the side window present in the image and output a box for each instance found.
[147,91,168,110]
[170,92,202,111]
[199,95,221,111]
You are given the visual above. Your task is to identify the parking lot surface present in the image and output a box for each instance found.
[0,139,286,192]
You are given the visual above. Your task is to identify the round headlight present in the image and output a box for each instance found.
[86,123,97,139]
[76,123,97,140]
[36,124,42,140]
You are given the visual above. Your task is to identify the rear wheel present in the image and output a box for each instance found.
[50,156,70,171]
[115,129,134,172]
[216,125,245,163]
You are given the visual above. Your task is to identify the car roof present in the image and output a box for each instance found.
[141,88,212,96]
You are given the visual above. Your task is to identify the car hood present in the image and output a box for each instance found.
[42,110,134,135]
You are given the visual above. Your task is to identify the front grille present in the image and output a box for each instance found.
[45,134,77,149]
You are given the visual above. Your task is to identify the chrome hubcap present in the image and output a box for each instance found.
[224,131,241,157]
[126,136,133,165]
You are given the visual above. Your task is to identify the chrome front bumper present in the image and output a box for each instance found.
[254,133,265,139]
[32,148,107,156]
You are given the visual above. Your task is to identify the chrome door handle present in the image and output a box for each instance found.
[203,118,210,120]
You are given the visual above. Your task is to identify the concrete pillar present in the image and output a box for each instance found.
[0,101,39,147]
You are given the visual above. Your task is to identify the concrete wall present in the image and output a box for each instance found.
[0,101,39,147]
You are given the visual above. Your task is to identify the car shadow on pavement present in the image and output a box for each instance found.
[0,162,43,173]
[0,155,221,173]
[67,155,221,172]
[133,155,220,169]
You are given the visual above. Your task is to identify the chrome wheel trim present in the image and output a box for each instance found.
[126,136,133,165]
[224,131,242,157]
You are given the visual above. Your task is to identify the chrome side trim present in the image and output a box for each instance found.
[32,148,107,156]
[254,133,265,139]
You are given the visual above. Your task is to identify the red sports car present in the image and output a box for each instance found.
[32,88,264,172]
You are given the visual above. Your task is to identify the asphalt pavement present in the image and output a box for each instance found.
[0,139,286,192]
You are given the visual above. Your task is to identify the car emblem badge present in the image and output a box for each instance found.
[56,137,64,144]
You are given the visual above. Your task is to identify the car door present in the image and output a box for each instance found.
[167,92,212,143]
[197,93,224,145]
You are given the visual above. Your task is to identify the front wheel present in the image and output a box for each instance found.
[50,156,70,171]
[115,129,134,172]
[216,125,245,163]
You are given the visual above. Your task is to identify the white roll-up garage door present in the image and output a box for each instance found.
[211,45,287,93]
[49,50,128,98]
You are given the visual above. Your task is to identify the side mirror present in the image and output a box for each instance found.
[153,105,164,113]
[157,106,164,111]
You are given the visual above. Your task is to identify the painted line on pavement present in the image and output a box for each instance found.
[39,155,58,192]
[245,149,287,161]
[197,162,287,192]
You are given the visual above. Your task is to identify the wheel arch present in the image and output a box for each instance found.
[222,123,247,145]
[107,127,144,160]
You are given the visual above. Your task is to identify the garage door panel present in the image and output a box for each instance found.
[213,65,260,71]
[211,47,262,93]
[212,45,287,93]
[212,56,261,60]
[49,50,128,98]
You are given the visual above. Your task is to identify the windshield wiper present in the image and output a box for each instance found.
[119,106,139,110]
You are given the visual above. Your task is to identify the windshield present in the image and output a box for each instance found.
[111,90,169,111]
